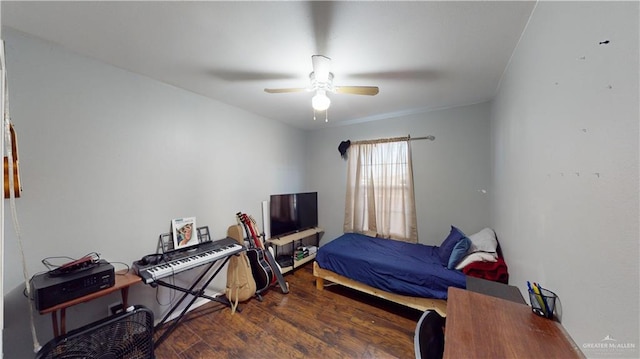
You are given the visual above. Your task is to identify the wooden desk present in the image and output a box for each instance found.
[444,287,584,358]
[39,269,141,337]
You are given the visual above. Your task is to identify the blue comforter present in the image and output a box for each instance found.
[316,233,466,299]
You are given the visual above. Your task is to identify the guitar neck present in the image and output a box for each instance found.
[237,213,261,249]
[3,123,21,198]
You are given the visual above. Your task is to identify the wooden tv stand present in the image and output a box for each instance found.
[267,227,322,274]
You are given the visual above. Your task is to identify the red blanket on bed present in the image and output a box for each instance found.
[462,257,509,284]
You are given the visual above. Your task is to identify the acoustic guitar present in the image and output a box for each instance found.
[244,213,289,294]
[236,212,273,296]
[4,123,21,198]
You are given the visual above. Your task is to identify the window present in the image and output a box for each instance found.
[344,138,418,242]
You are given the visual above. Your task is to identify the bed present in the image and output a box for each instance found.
[313,226,507,316]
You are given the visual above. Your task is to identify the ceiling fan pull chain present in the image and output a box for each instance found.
[325,109,328,123]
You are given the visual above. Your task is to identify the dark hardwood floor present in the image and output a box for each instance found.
[153,264,423,359]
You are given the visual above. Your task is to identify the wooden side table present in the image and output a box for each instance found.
[38,269,141,337]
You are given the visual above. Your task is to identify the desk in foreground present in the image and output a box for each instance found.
[444,287,584,358]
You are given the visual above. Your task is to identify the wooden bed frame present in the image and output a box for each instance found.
[313,261,447,317]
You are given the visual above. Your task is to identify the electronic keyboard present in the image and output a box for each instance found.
[133,237,244,284]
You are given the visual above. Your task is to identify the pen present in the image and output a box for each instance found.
[528,281,546,315]
[534,282,552,317]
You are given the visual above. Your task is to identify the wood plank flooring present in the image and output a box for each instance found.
[153,264,423,359]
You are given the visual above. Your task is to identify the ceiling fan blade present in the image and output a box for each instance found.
[334,86,379,96]
[312,55,331,82]
[264,87,309,94]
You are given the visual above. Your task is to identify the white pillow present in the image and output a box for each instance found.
[455,251,497,270]
[468,228,498,253]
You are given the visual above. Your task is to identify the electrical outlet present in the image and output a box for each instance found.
[108,302,124,316]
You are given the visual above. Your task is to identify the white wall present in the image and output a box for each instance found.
[491,2,639,357]
[306,102,492,246]
[2,28,308,357]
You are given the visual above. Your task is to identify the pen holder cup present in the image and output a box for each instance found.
[528,287,557,319]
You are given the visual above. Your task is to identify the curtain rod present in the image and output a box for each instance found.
[351,134,435,145]
[409,135,436,141]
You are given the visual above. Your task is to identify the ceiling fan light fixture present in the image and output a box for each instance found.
[312,90,331,111]
[266,55,379,120]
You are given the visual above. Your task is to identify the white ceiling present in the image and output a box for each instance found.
[2,1,536,130]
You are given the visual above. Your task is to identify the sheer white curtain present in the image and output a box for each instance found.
[343,137,418,243]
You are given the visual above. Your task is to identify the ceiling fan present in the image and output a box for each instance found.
[264,55,379,120]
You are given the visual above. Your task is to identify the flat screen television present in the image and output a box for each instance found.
[270,192,318,238]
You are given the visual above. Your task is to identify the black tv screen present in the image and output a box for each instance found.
[270,192,318,238]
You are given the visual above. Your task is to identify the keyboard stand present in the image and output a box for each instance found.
[153,254,235,349]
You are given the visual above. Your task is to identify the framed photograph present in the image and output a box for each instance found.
[172,217,197,249]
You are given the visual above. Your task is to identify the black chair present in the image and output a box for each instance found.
[414,310,445,359]
[36,305,154,359]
